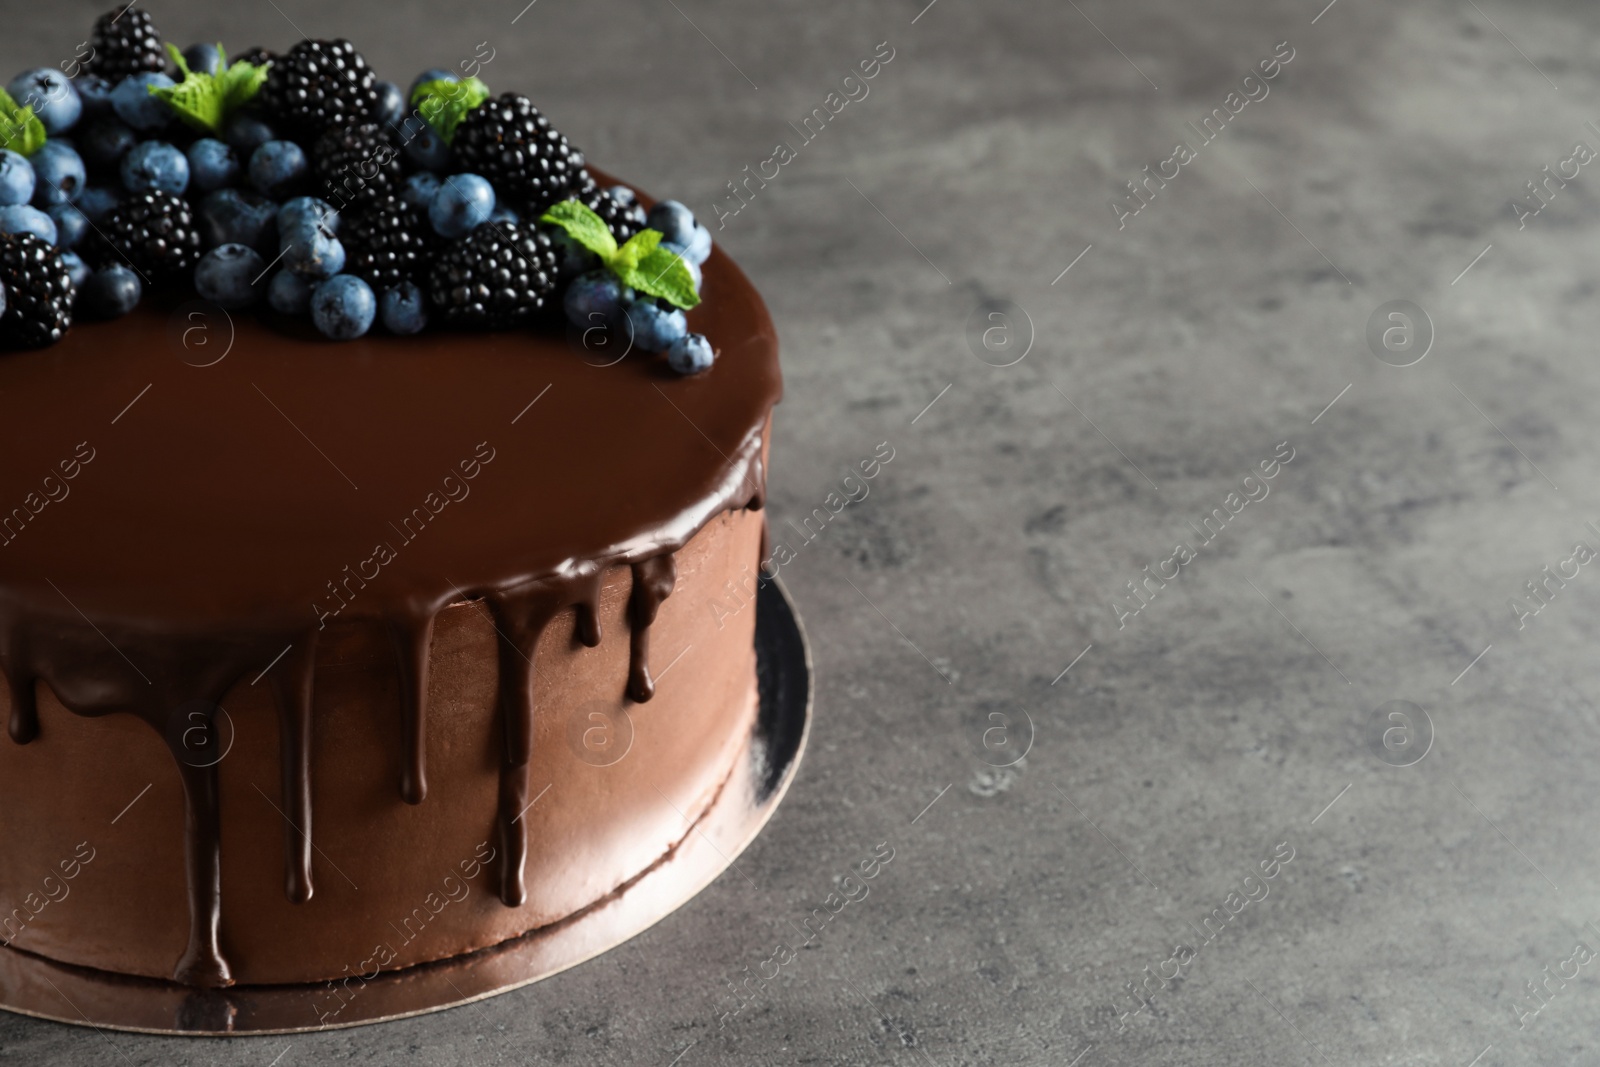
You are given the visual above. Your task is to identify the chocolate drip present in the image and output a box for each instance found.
[0,627,37,745]
[171,753,229,987]
[268,636,319,905]
[627,557,678,704]
[0,168,781,985]
[386,617,435,805]
[485,580,572,907]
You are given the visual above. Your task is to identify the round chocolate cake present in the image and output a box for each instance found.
[0,14,781,995]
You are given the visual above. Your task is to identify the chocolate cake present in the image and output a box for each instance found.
[0,15,781,994]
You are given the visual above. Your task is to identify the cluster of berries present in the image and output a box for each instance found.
[0,8,718,374]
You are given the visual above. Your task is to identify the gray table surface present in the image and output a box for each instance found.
[7,0,1600,1062]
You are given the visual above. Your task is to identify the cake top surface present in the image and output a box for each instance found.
[0,236,778,634]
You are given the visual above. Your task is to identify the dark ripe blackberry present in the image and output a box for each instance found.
[99,190,202,282]
[259,39,379,137]
[428,221,559,329]
[312,123,402,209]
[578,178,648,244]
[452,94,586,217]
[235,46,275,68]
[0,233,75,348]
[343,194,432,295]
[84,7,167,82]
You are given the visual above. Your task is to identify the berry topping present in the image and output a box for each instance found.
[0,231,74,347]
[427,220,558,329]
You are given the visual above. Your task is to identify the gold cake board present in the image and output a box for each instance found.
[0,578,811,1035]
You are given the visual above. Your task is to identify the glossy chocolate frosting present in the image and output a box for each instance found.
[0,203,780,987]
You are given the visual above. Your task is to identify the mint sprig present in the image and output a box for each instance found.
[540,199,701,310]
[0,88,46,157]
[150,44,270,134]
[410,77,490,143]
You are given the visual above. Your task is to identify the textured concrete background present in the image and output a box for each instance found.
[5,0,1600,1063]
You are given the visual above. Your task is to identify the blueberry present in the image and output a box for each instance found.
[429,173,494,238]
[381,280,428,334]
[645,200,696,247]
[609,185,641,208]
[396,114,451,172]
[489,204,518,226]
[664,222,712,266]
[267,270,313,315]
[60,250,89,288]
[624,298,688,352]
[120,140,188,196]
[0,205,56,243]
[408,69,459,100]
[77,264,142,319]
[111,72,175,131]
[45,203,88,249]
[311,275,376,340]
[194,243,266,308]
[249,140,308,198]
[181,43,225,77]
[198,188,278,251]
[277,196,339,237]
[30,142,86,205]
[0,151,35,206]
[401,171,441,211]
[666,333,715,375]
[76,186,119,223]
[77,117,137,171]
[6,68,82,135]
[373,80,405,126]
[222,112,275,153]
[75,75,116,120]
[281,221,345,279]
[563,270,630,330]
[186,138,239,192]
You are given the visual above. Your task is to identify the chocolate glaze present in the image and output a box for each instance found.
[0,183,780,986]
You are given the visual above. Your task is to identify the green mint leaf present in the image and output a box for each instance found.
[165,42,192,79]
[627,244,702,310]
[410,77,490,143]
[151,71,224,133]
[219,59,270,114]
[538,199,618,260]
[0,89,46,157]
[611,229,661,276]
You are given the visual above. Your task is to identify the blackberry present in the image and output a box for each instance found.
[259,39,379,137]
[428,221,559,329]
[575,174,647,244]
[235,47,275,69]
[84,7,167,82]
[99,190,202,281]
[0,233,74,348]
[343,194,432,295]
[452,94,586,217]
[312,123,402,209]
